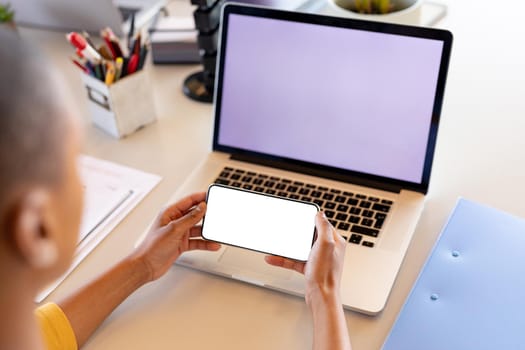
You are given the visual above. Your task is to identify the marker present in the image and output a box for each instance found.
[127,54,139,75]
[101,28,117,59]
[105,62,116,85]
[67,32,101,64]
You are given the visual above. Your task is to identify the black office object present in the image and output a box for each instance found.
[183,0,221,103]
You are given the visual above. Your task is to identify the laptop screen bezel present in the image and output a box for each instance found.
[212,3,453,194]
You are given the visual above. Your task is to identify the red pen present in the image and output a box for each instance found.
[67,32,101,64]
[71,58,89,74]
[127,54,139,75]
[101,29,117,59]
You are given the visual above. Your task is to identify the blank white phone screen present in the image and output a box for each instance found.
[202,185,318,261]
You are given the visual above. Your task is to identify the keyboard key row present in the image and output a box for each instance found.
[214,167,393,248]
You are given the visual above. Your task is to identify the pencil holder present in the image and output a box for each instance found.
[81,70,157,138]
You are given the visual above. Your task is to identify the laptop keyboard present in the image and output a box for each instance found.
[214,167,394,248]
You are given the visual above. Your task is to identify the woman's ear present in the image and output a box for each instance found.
[9,189,58,269]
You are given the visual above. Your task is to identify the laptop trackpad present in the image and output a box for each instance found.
[220,247,292,282]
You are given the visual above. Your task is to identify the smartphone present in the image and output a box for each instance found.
[202,184,319,262]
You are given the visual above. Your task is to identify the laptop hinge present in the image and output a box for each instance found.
[230,154,403,194]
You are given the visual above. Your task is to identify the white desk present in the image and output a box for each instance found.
[20,0,525,348]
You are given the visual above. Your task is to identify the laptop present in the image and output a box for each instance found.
[161,3,452,315]
[10,0,166,36]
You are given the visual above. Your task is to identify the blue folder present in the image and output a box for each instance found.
[382,198,525,350]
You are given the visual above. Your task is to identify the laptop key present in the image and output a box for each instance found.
[349,215,360,223]
[306,183,316,189]
[362,210,374,218]
[241,176,252,182]
[336,204,349,212]
[349,207,361,215]
[289,194,300,200]
[356,194,367,199]
[265,189,276,195]
[372,203,391,212]
[232,181,241,187]
[287,185,299,193]
[299,188,310,195]
[231,174,241,180]
[243,184,253,190]
[330,189,341,194]
[325,202,336,210]
[351,225,379,237]
[362,241,375,248]
[329,219,338,227]
[381,199,393,205]
[374,218,385,229]
[335,195,346,203]
[336,213,348,221]
[215,178,230,185]
[313,199,324,207]
[253,178,264,185]
[361,218,373,227]
[349,234,362,244]
[343,191,353,196]
[347,198,358,205]
[301,196,312,202]
[337,222,350,231]
[275,183,287,190]
[322,193,334,200]
[254,186,265,193]
[311,191,322,198]
[359,201,372,209]
[375,212,386,220]
[324,210,335,218]
[264,180,275,188]
[277,191,288,197]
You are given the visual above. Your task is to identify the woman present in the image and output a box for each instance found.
[0,28,351,350]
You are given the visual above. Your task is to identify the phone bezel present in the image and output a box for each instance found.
[202,183,320,262]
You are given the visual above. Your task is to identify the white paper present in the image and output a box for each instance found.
[35,155,161,302]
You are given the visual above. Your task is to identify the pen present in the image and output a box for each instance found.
[97,45,113,60]
[114,57,124,81]
[105,62,116,85]
[138,44,148,70]
[128,13,135,52]
[67,32,101,64]
[82,31,96,49]
[127,54,139,75]
[132,33,141,56]
[105,27,125,57]
[71,58,89,74]
[101,28,117,59]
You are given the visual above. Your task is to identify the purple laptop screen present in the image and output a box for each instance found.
[217,14,444,184]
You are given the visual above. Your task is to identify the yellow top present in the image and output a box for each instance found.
[35,303,78,350]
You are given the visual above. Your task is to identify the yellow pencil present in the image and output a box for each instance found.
[114,57,124,82]
[105,61,116,85]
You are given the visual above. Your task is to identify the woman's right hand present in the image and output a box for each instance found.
[264,211,346,306]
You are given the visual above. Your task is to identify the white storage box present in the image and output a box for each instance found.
[81,70,157,138]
